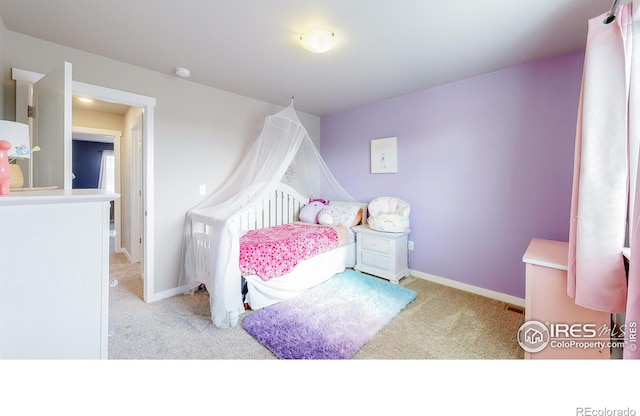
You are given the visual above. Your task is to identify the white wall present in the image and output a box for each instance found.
[1,31,320,295]
[0,16,6,117]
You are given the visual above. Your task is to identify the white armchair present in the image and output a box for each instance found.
[367,197,410,232]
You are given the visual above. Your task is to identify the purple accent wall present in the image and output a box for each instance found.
[320,51,584,299]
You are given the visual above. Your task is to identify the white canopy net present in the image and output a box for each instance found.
[179,104,355,328]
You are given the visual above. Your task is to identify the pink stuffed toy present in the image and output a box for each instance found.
[309,198,329,205]
[0,140,12,195]
[299,198,330,223]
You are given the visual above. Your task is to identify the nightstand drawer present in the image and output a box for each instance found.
[360,235,390,255]
[361,251,391,271]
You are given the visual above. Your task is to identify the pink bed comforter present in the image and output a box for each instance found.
[239,222,349,280]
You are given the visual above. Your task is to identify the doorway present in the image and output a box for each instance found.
[71,124,123,259]
[71,83,155,303]
[11,66,156,303]
[72,96,144,267]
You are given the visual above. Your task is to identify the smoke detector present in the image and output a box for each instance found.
[174,67,191,78]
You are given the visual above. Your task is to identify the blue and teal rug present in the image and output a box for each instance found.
[242,269,417,359]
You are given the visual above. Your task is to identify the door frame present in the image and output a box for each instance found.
[12,68,157,303]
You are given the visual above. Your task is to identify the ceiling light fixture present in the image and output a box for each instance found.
[299,28,336,53]
[78,97,93,103]
[175,67,191,78]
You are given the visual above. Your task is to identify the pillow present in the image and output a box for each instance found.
[318,202,363,227]
[299,201,327,224]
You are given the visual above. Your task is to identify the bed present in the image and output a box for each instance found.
[184,182,367,327]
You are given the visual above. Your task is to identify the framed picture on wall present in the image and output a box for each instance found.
[370,137,397,173]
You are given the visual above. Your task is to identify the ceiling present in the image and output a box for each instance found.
[0,0,622,116]
[73,95,130,116]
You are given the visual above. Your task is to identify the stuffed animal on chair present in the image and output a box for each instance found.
[367,197,410,232]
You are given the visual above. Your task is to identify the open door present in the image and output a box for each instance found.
[131,118,144,265]
[31,62,72,189]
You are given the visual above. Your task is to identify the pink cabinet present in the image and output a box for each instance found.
[522,238,611,359]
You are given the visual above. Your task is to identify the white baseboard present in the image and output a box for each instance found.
[118,248,133,263]
[147,270,525,307]
[409,269,525,308]
[147,285,192,303]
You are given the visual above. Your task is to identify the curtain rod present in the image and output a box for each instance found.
[605,0,620,24]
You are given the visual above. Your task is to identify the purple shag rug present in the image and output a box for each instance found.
[242,269,417,359]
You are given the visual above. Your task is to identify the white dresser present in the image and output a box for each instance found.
[0,189,118,359]
[353,224,410,283]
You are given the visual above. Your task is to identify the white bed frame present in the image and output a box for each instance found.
[190,183,367,311]
[192,184,307,278]
[235,183,367,230]
[237,184,310,231]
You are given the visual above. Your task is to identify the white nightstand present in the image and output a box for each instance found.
[353,224,410,283]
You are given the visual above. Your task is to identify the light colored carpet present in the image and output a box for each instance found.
[357,275,525,359]
[108,256,524,360]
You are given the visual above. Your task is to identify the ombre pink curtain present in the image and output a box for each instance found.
[567,3,638,358]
